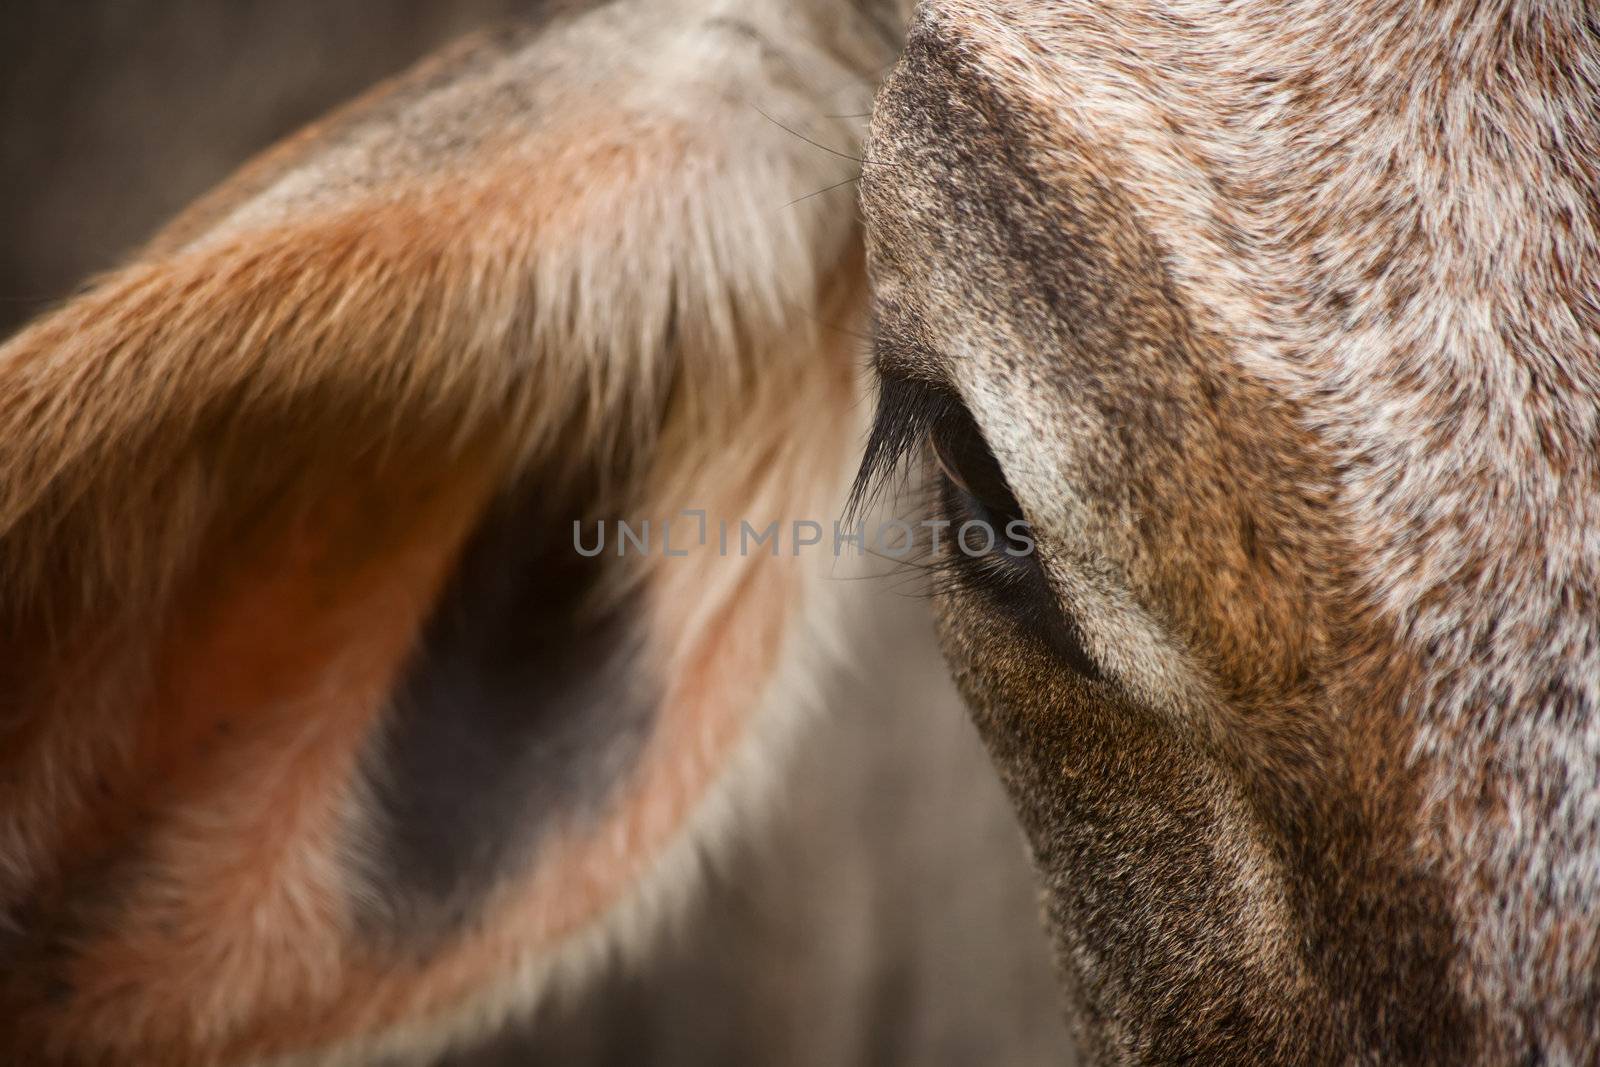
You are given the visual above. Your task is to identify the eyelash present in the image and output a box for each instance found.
[848,374,957,519]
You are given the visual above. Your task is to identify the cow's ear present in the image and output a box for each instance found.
[0,6,894,1062]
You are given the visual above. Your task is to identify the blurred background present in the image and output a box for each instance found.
[0,5,1068,1063]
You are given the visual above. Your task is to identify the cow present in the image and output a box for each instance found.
[2,1,1596,1062]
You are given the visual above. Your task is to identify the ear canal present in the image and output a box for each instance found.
[0,3,896,1062]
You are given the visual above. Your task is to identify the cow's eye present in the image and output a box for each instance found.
[849,367,1099,681]
[928,410,1026,542]
[925,405,1101,682]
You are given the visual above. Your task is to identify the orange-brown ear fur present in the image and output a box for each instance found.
[0,3,894,1061]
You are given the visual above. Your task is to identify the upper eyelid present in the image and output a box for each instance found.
[867,309,953,387]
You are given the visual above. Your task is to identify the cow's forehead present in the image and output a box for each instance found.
[868,0,1600,359]
[863,2,1361,386]
[864,0,1600,529]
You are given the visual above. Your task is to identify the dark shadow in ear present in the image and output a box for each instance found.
[364,477,657,937]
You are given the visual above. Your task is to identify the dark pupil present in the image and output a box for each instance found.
[929,412,1023,527]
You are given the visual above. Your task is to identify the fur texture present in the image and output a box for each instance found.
[863,1,1600,1062]
[7,0,1599,1063]
[0,2,900,1062]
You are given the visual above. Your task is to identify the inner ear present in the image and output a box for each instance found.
[365,475,657,933]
